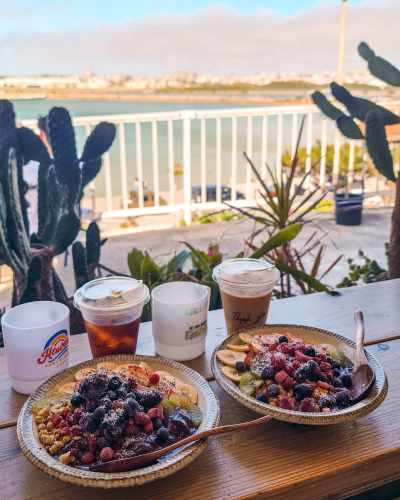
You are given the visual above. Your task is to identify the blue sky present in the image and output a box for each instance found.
[0,0,396,75]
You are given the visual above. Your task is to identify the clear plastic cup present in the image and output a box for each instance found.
[213,258,280,335]
[74,277,150,358]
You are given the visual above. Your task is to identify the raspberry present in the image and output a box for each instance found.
[279,342,289,354]
[113,451,118,459]
[128,377,138,390]
[316,352,327,362]
[73,409,82,421]
[59,408,69,419]
[149,373,160,385]
[268,343,278,352]
[312,366,321,376]
[313,357,322,364]
[52,414,62,425]
[271,353,286,369]
[81,452,95,464]
[147,407,160,419]
[288,346,296,356]
[275,370,288,384]
[320,362,331,372]
[291,360,301,369]
[88,437,97,453]
[278,396,295,410]
[58,420,67,429]
[66,414,77,427]
[71,425,82,436]
[300,398,315,412]
[115,436,125,446]
[123,424,140,436]
[100,447,113,462]
[58,427,71,436]
[143,421,153,434]
[281,376,296,389]
[284,363,295,376]
[295,343,307,354]
[134,412,150,426]
[155,404,164,420]
[69,449,77,456]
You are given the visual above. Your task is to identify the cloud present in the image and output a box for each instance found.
[0,0,398,76]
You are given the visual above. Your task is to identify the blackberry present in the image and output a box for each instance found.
[86,399,98,413]
[97,437,112,450]
[98,397,112,412]
[235,361,246,373]
[93,406,106,421]
[318,397,331,409]
[341,374,352,387]
[332,378,342,388]
[267,384,280,397]
[279,335,288,344]
[116,386,128,399]
[306,346,316,357]
[121,382,130,392]
[123,398,139,417]
[262,365,277,381]
[326,356,334,365]
[293,383,313,401]
[307,360,318,370]
[156,427,170,441]
[71,394,85,407]
[294,365,311,383]
[256,392,268,403]
[80,413,97,433]
[104,390,117,401]
[102,409,125,440]
[78,372,109,399]
[139,390,163,408]
[336,390,351,407]
[108,375,123,391]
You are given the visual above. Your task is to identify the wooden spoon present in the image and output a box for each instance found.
[86,414,271,473]
[351,310,375,402]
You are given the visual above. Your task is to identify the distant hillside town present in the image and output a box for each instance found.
[0,69,388,91]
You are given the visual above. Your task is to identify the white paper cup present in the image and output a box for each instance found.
[151,282,210,361]
[2,301,70,394]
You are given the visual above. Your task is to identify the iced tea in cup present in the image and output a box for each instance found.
[73,277,150,358]
[213,258,280,335]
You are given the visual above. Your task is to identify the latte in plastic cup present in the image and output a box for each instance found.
[74,277,150,358]
[213,258,280,335]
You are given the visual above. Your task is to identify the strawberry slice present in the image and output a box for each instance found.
[248,342,264,354]
[244,351,255,369]
[295,351,312,363]
[286,334,314,346]
[259,334,280,345]
[124,365,151,387]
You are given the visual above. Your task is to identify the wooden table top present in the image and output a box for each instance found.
[2,279,400,500]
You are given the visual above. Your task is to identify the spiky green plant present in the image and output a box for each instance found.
[312,42,400,278]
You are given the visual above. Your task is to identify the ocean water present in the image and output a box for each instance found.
[11,99,337,199]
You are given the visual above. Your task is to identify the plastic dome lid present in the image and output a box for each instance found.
[213,258,279,285]
[74,276,150,312]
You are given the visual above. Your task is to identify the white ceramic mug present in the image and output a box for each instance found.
[151,282,211,361]
[2,301,70,394]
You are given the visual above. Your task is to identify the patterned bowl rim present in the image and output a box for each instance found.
[18,354,220,488]
[211,324,388,425]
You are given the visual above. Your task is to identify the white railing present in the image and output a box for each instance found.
[21,101,400,225]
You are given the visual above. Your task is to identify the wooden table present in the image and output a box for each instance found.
[2,279,400,500]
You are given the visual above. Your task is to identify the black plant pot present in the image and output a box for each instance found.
[335,193,364,226]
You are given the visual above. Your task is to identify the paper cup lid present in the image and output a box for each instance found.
[213,258,278,285]
[73,277,149,312]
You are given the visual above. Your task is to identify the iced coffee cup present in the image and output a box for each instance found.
[213,258,280,335]
[74,277,150,359]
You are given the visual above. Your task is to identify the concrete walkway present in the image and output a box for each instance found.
[0,208,392,309]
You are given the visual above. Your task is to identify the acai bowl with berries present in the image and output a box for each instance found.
[17,355,219,488]
[212,324,387,425]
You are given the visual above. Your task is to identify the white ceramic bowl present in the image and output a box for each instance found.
[18,354,220,488]
[212,324,387,425]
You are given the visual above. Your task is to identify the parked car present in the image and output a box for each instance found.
[191,185,245,203]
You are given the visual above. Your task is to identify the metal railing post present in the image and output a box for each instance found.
[183,112,192,225]
[168,119,174,206]
[246,116,253,200]
[261,114,268,181]
[201,117,207,204]
[216,116,222,204]
[119,122,128,211]
[231,116,237,202]
[276,113,283,184]
[320,116,328,187]
[305,112,313,189]
[348,140,355,185]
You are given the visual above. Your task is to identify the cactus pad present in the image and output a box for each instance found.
[336,116,364,140]
[19,256,42,304]
[312,91,345,121]
[358,42,375,62]
[72,241,89,289]
[52,209,81,255]
[86,221,101,266]
[17,127,51,164]
[81,122,116,162]
[0,100,17,154]
[358,42,400,87]
[79,157,102,201]
[365,111,396,182]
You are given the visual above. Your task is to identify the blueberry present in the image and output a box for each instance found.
[326,356,333,365]
[86,399,98,413]
[156,427,170,441]
[256,392,268,403]
[332,360,341,370]
[123,398,139,417]
[121,382,130,391]
[108,375,123,391]
[293,383,313,401]
[235,361,246,373]
[262,365,277,381]
[319,373,328,383]
[98,397,112,412]
[318,397,331,409]
[104,390,117,401]
[279,335,288,344]
[153,418,163,430]
[294,365,311,383]
[267,384,280,397]
[93,406,106,421]
[332,378,342,388]
[336,390,351,407]
[125,392,136,400]
[341,374,352,387]
[116,386,127,399]
[307,360,318,370]
[306,346,316,357]
[135,391,144,401]
[71,394,85,407]
[333,368,341,377]
[97,436,112,450]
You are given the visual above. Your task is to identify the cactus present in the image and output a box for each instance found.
[312,42,400,279]
[0,100,116,333]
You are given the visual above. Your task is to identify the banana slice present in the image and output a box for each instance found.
[139,362,154,374]
[217,349,246,367]
[239,333,255,344]
[163,375,182,391]
[97,362,117,372]
[255,380,263,389]
[227,343,249,352]
[176,382,198,404]
[155,371,172,381]
[115,363,136,372]
[58,382,76,394]
[75,367,97,381]
[222,366,242,382]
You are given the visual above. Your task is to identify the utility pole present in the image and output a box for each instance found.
[333,0,347,186]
